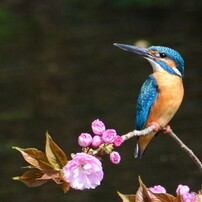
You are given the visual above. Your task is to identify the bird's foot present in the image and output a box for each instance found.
[149,121,160,132]
[161,124,171,133]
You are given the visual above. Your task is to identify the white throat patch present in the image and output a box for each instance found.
[145,58,165,73]
[145,58,182,77]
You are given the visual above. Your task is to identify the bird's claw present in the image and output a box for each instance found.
[149,121,160,132]
[161,124,171,133]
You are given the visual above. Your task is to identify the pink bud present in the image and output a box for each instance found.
[102,129,117,144]
[149,185,166,194]
[176,185,190,196]
[78,133,92,147]
[182,193,198,202]
[91,119,106,135]
[91,135,103,148]
[110,151,121,164]
[113,136,123,147]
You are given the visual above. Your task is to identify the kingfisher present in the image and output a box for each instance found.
[114,43,184,158]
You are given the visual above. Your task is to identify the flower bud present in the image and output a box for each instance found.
[91,135,103,148]
[149,185,166,194]
[78,133,92,147]
[91,119,106,135]
[102,129,117,144]
[113,136,123,147]
[182,193,198,202]
[176,185,190,195]
[110,151,121,164]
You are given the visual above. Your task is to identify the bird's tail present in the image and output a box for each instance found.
[134,131,156,158]
[134,138,144,158]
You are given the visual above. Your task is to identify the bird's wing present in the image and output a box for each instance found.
[136,74,158,130]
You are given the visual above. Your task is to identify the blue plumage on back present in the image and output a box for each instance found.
[136,75,158,130]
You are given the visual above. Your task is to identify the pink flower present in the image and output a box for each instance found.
[182,193,198,202]
[91,135,103,148]
[63,153,103,190]
[149,185,166,194]
[176,185,198,202]
[176,185,190,195]
[102,129,117,144]
[110,151,121,164]
[78,133,92,147]
[113,136,124,147]
[91,119,106,135]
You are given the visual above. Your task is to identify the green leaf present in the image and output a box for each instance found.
[13,147,53,170]
[117,191,135,202]
[13,170,49,187]
[45,132,68,170]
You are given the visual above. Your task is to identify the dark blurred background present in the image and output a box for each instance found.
[0,0,202,201]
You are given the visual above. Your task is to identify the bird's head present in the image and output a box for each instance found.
[114,43,184,78]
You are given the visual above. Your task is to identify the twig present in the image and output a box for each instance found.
[121,125,202,174]
[122,124,156,141]
[167,129,202,173]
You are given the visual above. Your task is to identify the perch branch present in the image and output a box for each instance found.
[122,124,156,141]
[121,125,202,174]
[167,129,202,173]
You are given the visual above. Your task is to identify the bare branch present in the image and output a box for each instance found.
[167,130,202,173]
[122,124,156,141]
[121,124,202,174]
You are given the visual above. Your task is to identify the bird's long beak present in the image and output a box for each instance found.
[114,43,152,59]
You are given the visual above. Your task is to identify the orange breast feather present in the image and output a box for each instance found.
[146,72,184,127]
[138,72,184,153]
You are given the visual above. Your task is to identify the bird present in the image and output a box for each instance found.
[114,43,184,158]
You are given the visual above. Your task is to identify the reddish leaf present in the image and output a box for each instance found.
[58,172,70,193]
[13,170,49,187]
[13,147,53,170]
[117,176,184,202]
[149,192,179,202]
[40,171,64,185]
[45,132,68,170]
[37,172,55,181]
[21,165,35,169]
[175,194,183,202]
[39,167,68,184]
[117,192,135,202]
[49,173,62,184]
[135,176,152,202]
[62,181,70,193]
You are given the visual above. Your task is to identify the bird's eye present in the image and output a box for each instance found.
[159,53,167,58]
